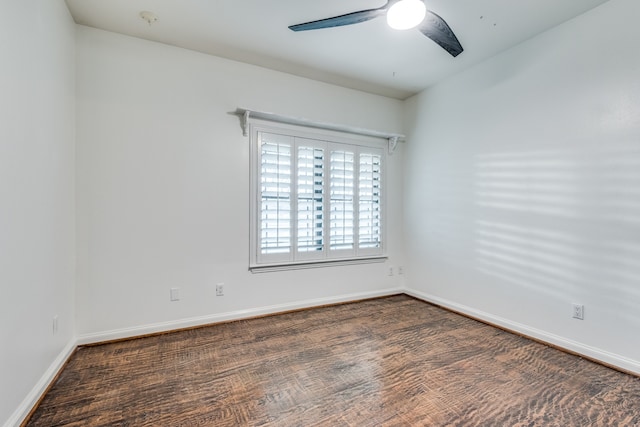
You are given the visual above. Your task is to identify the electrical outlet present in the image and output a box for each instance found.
[216,283,224,296]
[170,287,180,301]
[572,303,584,320]
[52,315,59,335]
[388,266,394,276]
[398,266,404,275]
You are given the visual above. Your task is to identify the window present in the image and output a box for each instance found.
[250,121,385,269]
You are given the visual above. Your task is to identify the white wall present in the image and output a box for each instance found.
[404,0,640,373]
[0,1,76,426]
[75,26,406,341]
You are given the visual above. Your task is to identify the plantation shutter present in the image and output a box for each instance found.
[329,147,355,255]
[358,150,383,253]
[296,141,325,258]
[258,132,292,263]
[251,124,386,269]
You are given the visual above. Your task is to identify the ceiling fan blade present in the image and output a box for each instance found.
[418,10,464,57]
[289,5,389,32]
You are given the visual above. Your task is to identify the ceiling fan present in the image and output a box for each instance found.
[288,0,463,57]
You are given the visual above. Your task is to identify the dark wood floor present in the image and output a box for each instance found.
[27,295,640,426]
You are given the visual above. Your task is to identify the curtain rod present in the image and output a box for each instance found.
[235,108,405,154]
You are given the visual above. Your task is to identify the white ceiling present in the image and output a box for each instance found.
[65,0,610,100]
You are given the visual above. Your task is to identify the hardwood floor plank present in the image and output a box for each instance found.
[26,295,640,426]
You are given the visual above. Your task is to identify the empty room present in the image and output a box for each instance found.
[2,0,639,425]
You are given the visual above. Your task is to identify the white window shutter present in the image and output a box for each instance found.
[329,147,355,255]
[358,150,383,254]
[250,124,386,269]
[258,133,293,263]
[296,141,325,258]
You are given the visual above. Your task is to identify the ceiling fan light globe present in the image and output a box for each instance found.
[386,0,426,30]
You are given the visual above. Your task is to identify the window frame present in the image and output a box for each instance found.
[249,119,387,271]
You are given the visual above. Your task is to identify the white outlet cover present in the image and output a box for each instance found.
[572,304,584,320]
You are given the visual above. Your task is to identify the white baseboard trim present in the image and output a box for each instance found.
[405,288,640,376]
[4,339,77,427]
[77,287,404,345]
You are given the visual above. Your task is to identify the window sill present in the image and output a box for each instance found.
[250,256,388,273]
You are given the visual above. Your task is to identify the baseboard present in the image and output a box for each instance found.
[77,287,404,345]
[4,339,77,427]
[405,288,640,376]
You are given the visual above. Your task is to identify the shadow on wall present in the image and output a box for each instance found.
[473,145,640,315]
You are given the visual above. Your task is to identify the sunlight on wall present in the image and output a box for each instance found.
[474,220,586,300]
[475,150,582,217]
[473,146,640,317]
